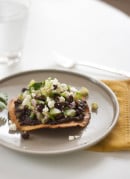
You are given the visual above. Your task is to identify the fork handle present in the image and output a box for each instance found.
[77,61,130,78]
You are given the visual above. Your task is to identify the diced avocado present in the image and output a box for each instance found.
[36,112,43,120]
[61,91,70,98]
[18,94,23,101]
[16,105,24,111]
[41,117,48,124]
[74,92,82,100]
[61,92,66,97]
[45,79,52,89]
[64,109,76,117]
[50,108,61,116]
[28,81,42,91]
[49,91,60,98]
[37,100,45,105]
[47,77,52,81]
[48,114,55,120]
[67,85,71,91]
[28,80,36,87]
[91,102,98,111]
[79,87,89,97]
[29,112,35,119]
[41,88,48,96]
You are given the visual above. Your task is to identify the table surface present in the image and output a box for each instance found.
[1,0,130,179]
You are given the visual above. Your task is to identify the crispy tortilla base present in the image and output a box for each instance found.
[8,99,91,131]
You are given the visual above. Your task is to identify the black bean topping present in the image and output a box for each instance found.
[79,101,87,108]
[53,85,57,90]
[77,106,84,112]
[20,118,41,126]
[15,106,23,113]
[14,99,22,107]
[14,84,88,126]
[21,88,28,93]
[64,101,69,107]
[52,93,60,100]
[75,109,81,115]
[50,120,59,125]
[35,95,46,101]
[79,114,85,119]
[68,102,76,109]
[54,102,64,110]
[15,112,22,118]
[55,113,65,120]
[66,95,73,103]
[56,118,69,123]
[24,108,31,116]
[54,96,59,102]
[24,105,29,110]
[21,131,30,139]
[36,104,44,112]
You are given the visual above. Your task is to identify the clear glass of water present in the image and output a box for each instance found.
[0,0,30,65]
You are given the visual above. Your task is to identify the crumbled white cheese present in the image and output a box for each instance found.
[42,112,49,121]
[68,136,75,141]
[71,101,76,108]
[46,97,55,108]
[68,135,80,141]
[59,96,65,102]
[22,95,31,106]
[63,91,71,97]
[31,99,37,106]
[31,93,36,98]
[52,78,59,85]
[48,100,55,108]
[8,120,12,125]
[41,117,48,124]
[36,112,42,120]
[9,123,17,131]
[74,135,80,139]
[46,97,51,103]
[70,87,78,92]
[61,83,68,91]
[42,105,49,112]
[22,90,29,98]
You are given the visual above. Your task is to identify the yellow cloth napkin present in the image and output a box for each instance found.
[88,79,130,152]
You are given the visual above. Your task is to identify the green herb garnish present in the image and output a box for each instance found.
[0,92,8,111]
[0,92,8,105]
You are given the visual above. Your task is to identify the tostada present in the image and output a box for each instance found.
[8,77,91,131]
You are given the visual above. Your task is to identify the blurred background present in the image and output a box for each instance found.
[0,0,130,79]
[102,0,130,16]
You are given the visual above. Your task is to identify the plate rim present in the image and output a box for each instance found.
[0,68,119,154]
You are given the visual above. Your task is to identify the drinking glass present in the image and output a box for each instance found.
[0,0,30,65]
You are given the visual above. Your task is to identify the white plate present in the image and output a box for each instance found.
[0,69,119,154]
